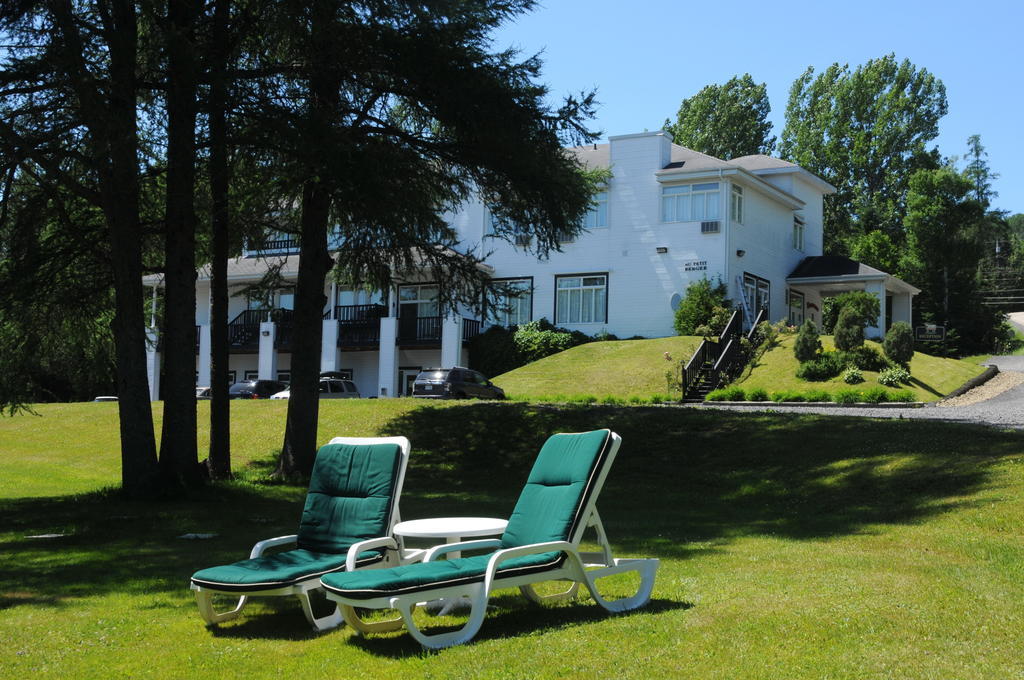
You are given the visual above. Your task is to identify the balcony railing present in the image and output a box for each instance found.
[398,316,442,345]
[335,304,386,348]
[462,318,481,343]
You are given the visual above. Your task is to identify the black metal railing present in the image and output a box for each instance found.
[398,316,441,345]
[228,309,268,350]
[462,318,481,342]
[335,304,386,348]
[273,309,295,350]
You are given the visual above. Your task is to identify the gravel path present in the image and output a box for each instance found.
[701,355,1024,429]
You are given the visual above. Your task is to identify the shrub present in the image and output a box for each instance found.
[706,386,745,402]
[878,366,912,387]
[706,389,730,401]
[771,390,805,403]
[593,329,619,342]
[796,353,844,381]
[839,345,889,372]
[832,291,881,329]
[674,277,730,335]
[600,395,623,405]
[804,389,832,402]
[628,395,644,404]
[514,318,589,363]
[793,319,822,362]
[862,387,890,403]
[747,387,769,401]
[834,389,862,404]
[883,322,915,366]
[842,366,864,384]
[833,306,864,351]
[889,389,915,403]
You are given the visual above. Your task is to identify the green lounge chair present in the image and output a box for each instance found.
[320,429,658,648]
[190,436,410,631]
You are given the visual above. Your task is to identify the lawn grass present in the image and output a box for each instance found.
[3,400,1024,678]
[494,335,702,400]
[734,335,985,402]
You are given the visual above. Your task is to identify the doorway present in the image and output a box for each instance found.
[399,366,421,396]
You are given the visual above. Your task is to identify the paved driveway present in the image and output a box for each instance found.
[702,355,1024,429]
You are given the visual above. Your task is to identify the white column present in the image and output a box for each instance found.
[197,324,212,387]
[377,316,398,398]
[440,313,462,368]
[258,321,278,380]
[864,280,886,340]
[321,319,339,372]
[146,329,161,401]
[891,292,913,326]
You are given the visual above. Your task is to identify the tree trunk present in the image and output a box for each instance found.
[104,0,161,496]
[207,0,232,480]
[159,0,202,489]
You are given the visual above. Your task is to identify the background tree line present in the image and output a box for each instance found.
[0,0,601,495]
[664,55,1022,355]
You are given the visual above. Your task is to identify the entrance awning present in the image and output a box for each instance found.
[786,256,920,296]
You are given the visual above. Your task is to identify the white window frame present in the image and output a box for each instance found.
[555,274,608,325]
[491,278,533,327]
[581,190,608,229]
[793,215,805,251]
[743,273,771,320]
[398,284,440,317]
[788,289,805,326]
[662,182,721,223]
[731,184,744,224]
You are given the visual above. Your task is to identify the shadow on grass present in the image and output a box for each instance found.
[0,403,1018,632]
[909,377,943,398]
[345,597,692,658]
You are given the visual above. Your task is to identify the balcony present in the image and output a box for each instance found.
[334,304,386,349]
[398,315,442,346]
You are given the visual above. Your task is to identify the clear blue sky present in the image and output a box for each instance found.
[493,0,1024,216]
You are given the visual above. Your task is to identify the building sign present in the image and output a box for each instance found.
[915,325,946,342]
[683,260,708,272]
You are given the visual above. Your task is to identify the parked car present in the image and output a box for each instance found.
[270,378,361,400]
[228,379,287,399]
[411,367,505,400]
[196,386,211,400]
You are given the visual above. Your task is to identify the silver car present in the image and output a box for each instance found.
[271,378,360,399]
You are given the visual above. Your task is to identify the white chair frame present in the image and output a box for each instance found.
[191,435,411,632]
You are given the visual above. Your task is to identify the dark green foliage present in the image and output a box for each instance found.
[780,54,947,255]
[835,389,861,404]
[747,388,769,401]
[514,319,590,363]
[771,391,806,403]
[796,353,845,381]
[793,319,822,362]
[468,318,592,378]
[674,278,730,335]
[833,307,864,351]
[862,387,890,404]
[883,322,915,366]
[804,390,832,403]
[840,346,889,372]
[833,292,881,329]
[707,386,745,402]
[664,74,776,160]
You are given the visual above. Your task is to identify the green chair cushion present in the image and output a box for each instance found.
[297,442,402,554]
[500,429,610,548]
[320,550,561,600]
[191,548,384,593]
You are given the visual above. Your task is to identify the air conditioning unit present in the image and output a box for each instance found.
[700,220,720,233]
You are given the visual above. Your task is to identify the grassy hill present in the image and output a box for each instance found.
[3,400,1024,677]
[734,335,986,402]
[494,335,702,400]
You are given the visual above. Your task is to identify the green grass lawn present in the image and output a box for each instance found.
[734,335,985,402]
[3,400,1024,678]
[494,335,702,400]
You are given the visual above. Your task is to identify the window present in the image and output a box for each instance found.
[487,210,531,246]
[743,273,770,321]
[492,278,532,327]
[398,284,439,317]
[582,191,608,229]
[244,370,259,381]
[793,215,805,251]
[788,289,805,326]
[662,182,720,223]
[731,184,744,224]
[555,274,607,324]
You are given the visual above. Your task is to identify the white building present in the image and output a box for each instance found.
[143,130,918,399]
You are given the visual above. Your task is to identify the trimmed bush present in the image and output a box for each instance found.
[878,366,912,387]
[804,389,832,402]
[706,386,745,402]
[674,277,730,335]
[793,319,822,362]
[862,387,890,403]
[835,389,862,404]
[840,345,889,372]
[833,306,864,351]
[883,322,915,367]
[796,353,844,381]
[889,390,915,402]
[747,387,769,402]
[842,367,864,384]
[771,390,806,403]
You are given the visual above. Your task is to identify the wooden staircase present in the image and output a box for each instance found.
[681,308,765,402]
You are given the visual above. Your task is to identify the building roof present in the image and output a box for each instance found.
[787,256,921,295]
[727,154,798,171]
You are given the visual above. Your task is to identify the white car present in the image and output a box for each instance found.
[271,378,360,399]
